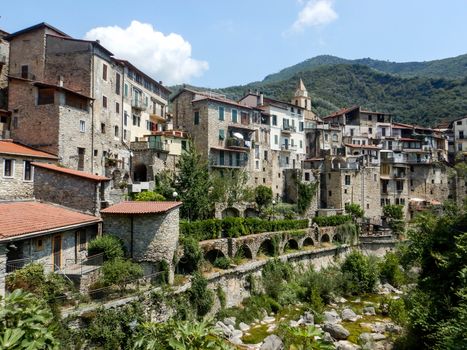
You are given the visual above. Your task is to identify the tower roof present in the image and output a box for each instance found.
[296,78,308,92]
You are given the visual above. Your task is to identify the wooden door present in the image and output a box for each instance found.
[52,235,62,271]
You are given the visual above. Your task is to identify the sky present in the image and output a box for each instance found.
[1,0,467,87]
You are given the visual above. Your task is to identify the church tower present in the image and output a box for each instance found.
[292,78,312,111]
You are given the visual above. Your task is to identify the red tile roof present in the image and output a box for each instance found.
[0,140,58,159]
[101,201,182,214]
[0,201,101,240]
[344,143,381,150]
[323,106,360,119]
[32,162,110,181]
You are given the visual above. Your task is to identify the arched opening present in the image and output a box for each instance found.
[222,207,240,218]
[133,163,148,182]
[303,237,314,247]
[284,239,299,252]
[321,234,330,243]
[235,244,253,260]
[258,239,276,257]
[244,208,259,218]
[176,255,195,275]
[204,249,226,264]
[333,233,344,244]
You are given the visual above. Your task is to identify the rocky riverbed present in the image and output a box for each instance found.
[215,283,404,350]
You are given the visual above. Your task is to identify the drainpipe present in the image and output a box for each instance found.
[130,216,134,258]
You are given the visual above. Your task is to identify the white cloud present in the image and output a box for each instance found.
[291,0,338,32]
[84,21,209,85]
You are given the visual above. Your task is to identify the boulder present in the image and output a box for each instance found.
[263,316,276,324]
[341,308,359,322]
[215,321,232,338]
[323,310,341,324]
[323,332,334,343]
[289,320,300,327]
[302,311,314,325]
[267,324,277,333]
[370,322,386,334]
[363,306,376,316]
[223,317,236,328]
[336,340,361,350]
[239,322,250,331]
[230,336,243,345]
[323,323,350,340]
[231,330,243,339]
[260,334,284,350]
[385,323,403,334]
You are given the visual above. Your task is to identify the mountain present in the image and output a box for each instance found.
[263,54,467,83]
[171,54,467,126]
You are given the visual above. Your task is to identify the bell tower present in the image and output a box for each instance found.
[292,78,312,111]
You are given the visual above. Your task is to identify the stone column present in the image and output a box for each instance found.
[0,244,7,298]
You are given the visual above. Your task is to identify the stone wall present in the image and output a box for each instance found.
[33,166,108,215]
[102,208,180,282]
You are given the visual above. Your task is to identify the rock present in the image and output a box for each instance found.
[289,320,299,327]
[370,322,386,334]
[302,311,314,325]
[267,324,277,333]
[215,321,232,338]
[372,333,386,341]
[341,308,359,322]
[231,336,243,345]
[336,340,361,350]
[323,323,350,340]
[239,322,250,331]
[260,334,284,350]
[336,296,348,304]
[263,316,276,324]
[352,297,361,303]
[228,325,235,332]
[223,317,236,328]
[324,310,341,324]
[385,323,403,334]
[363,306,376,316]
[231,330,243,339]
[323,332,334,343]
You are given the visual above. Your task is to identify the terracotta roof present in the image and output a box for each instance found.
[0,201,101,240]
[323,106,360,120]
[101,201,182,214]
[0,140,58,159]
[32,162,110,181]
[192,96,252,110]
[344,143,381,150]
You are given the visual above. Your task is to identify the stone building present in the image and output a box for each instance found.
[33,162,111,216]
[0,139,57,200]
[101,201,181,283]
[0,201,102,296]
[0,29,9,109]
[449,116,467,158]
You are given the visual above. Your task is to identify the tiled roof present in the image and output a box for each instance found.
[0,140,58,159]
[344,143,381,150]
[323,106,360,119]
[32,162,110,181]
[0,201,101,240]
[101,201,182,214]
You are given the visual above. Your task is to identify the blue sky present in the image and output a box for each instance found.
[1,0,467,87]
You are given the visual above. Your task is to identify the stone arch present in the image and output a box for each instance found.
[258,239,276,257]
[244,208,259,218]
[133,163,148,182]
[176,255,195,275]
[235,244,253,260]
[204,249,226,264]
[303,237,315,247]
[333,233,344,244]
[321,233,330,243]
[284,239,299,251]
[222,207,240,218]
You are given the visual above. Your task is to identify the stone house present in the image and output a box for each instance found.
[101,201,182,283]
[0,201,102,296]
[449,116,467,157]
[0,139,58,200]
[0,29,9,109]
[32,162,112,216]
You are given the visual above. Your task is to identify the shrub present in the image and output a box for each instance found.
[255,185,273,209]
[179,236,203,273]
[133,191,165,201]
[88,235,125,261]
[297,181,318,214]
[379,252,405,287]
[312,215,352,227]
[278,324,334,350]
[189,273,214,317]
[216,286,227,309]
[98,258,143,290]
[213,257,231,269]
[345,203,364,219]
[341,251,379,294]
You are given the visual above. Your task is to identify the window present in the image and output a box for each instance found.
[102,64,108,81]
[264,150,268,160]
[34,238,43,251]
[194,111,200,125]
[272,115,277,126]
[146,120,152,131]
[256,160,259,169]
[368,127,372,134]
[381,128,386,137]
[328,190,332,197]
[299,140,303,148]
[366,204,370,209]
[457,120,462,125]
[115,73,121,95]
[345,175,351,185]
[332,133,338,142]
[133,115,141,126]
[124,83,129,97]
[101,123,106,133]
[325,134,329,141]
[77,230,87,251]
[305,172,310,181]
[77,148,85,171]
[232,109,238,123]
[37,88,55,105]
[23,160,32,181]
[274,135,279,145]
[124,111,128,126]
[102,96,107,108]
[21,65,29,79]
[410,166,414,172]
[94,149,98,156]
[460,131,464,139]
[219,129,225,140]
[219,106,224,121]
[3,159,14,177]
[299,121,304,132]
[79,120,85,132]
[182,140,187,151]
[114,125,119,137]
[368,115,372,121]
[115,102,120,113]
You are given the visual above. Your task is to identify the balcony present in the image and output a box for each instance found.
[393,172,406,179]
[150,113,166,123]
[281,144,292,152]
[210,158,247,168]
[281,125,296,134]
[131,97,148,111]
[148,140,168,152]
[226,137,249,150]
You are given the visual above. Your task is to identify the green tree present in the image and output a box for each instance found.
[383,204,405,237]
[345,203,364,221]
[341,251,379,294]
[154,170,177,199]
[255,185,273,210]
[297,181,318,214]
[210,169,254,206]
[0,289,59,349]
[88,234,125,261]
[134,191,166,201]
[175,142,212,220]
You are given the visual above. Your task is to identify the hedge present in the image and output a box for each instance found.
[312,215,352,227]
[180,218,309,241]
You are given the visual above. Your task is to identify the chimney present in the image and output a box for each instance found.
[259,92,264,105]
[96,39,100,44]
[58,75,64,87]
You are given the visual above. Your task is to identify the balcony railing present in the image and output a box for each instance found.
[281,125,296,133]
[210,159,247,168]
[148,140,168,152]
[131,98,148,111]
[226,137,248,149]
